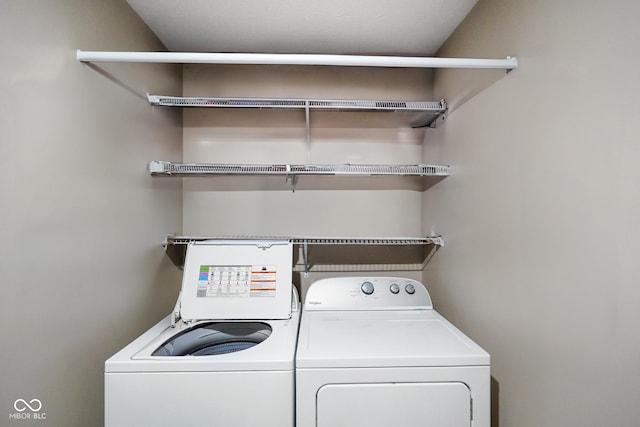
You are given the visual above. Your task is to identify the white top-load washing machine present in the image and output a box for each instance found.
[105,240,300,427]
[296,276,490,427]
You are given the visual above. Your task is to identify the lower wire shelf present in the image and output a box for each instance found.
[163,236,444,272]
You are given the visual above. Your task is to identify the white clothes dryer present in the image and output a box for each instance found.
[105,240,300,427]
[296,277,490,427]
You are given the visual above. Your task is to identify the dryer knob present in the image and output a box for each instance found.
[361,281,375,295]
[405,283,416,295]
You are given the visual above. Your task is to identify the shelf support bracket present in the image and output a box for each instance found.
[305,100,311,163]
[422,236,444,268]
[303,241,310,276]
[284,164,298,192]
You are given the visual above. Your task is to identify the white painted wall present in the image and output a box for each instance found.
[0,1,182,426]
[182,65,433,290]
[423,0,640,425]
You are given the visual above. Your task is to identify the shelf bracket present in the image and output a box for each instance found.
[422,237,444,268]
[284,164,298,192]
[302,241,310,277]
[305,100,311,163]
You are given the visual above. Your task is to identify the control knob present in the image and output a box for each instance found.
[361,281,375,295]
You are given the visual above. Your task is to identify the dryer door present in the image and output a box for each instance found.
[317,382,471,427]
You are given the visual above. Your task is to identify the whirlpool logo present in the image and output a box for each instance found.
[9,398,46,421]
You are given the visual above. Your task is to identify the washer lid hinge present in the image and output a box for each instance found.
[171,291,182,328]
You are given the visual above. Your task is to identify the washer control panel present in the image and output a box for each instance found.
[304,277,433,310]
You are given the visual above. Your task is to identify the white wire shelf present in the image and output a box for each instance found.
[148,161,449,177]
[148,161,449,191]
[147,95,447,128]
[163,236,444,272]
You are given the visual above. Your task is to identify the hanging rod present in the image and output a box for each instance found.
[76,50,518,70]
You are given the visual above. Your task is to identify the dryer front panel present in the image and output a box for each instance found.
[317,382,471,427]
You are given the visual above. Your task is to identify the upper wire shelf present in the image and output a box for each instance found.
[147,95,447,128]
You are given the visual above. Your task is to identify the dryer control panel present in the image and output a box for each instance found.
[304,277,432,311]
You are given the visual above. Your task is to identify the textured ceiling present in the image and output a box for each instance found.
[126,0,478,55]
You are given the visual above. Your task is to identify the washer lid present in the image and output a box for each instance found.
[179,240,293,321]
[296,309,489,368]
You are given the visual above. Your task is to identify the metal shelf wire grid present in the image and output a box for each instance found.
[148,95,446,113]
[148,161,449,177]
